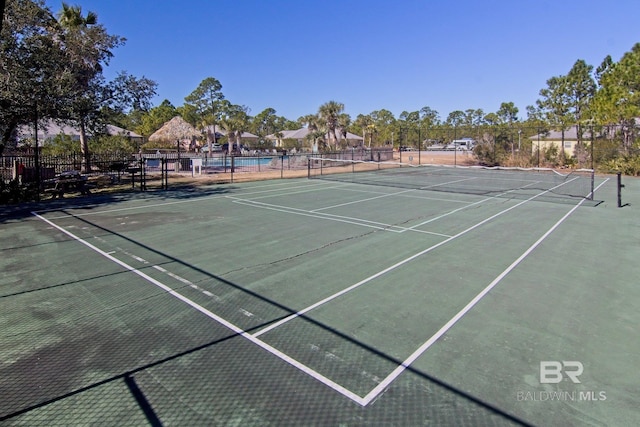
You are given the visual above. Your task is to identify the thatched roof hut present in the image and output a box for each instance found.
[149,116,200,150]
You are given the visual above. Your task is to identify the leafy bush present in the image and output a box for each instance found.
[601,155,640,176]
[0,180,38,204]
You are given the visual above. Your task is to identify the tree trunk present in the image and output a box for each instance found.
[79,120,90,173]
[560,129,566,165]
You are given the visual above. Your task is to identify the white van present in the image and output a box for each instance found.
[446,138,475,151]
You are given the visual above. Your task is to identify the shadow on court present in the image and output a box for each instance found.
[4,175,636,425]
[0,212,532,426]
[0,184,232,224]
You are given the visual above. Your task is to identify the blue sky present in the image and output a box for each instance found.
[45,0,639,121]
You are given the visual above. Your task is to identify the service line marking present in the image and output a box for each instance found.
[229,197,454,237]
[360,178,609,405]
[32,211,367,405]
[31,177,607,407]
[252,177,585,338]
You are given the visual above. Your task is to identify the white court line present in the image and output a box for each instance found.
[311,188,419,212]
[332,185,474,204]
[228,197,421,234]
[39,180,334,219]
[31,177,604,407]
[400,179,547,232]
[230,181,349,200]
[230,196,455,238]
[399,196,494,232]
[251,177,584,338]
[32,211,367,405]
[359,177,609,405]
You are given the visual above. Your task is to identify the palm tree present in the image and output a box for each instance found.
[299,114,327,152]
[355,114,375,147]
[58,3,97,28]
[337,113,351,148]
[220,105,250,154]
[318,101,344,151]
[56,3,107,172]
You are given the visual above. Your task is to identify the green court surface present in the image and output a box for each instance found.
[1,173,638,426]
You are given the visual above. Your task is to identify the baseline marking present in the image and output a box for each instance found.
[32,211,367,405]
[38,180,334,219]
[30,177,607,407]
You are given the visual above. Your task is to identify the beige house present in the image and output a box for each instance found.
[530,125,594,157]
[202,125,259,146]
[266,128,364,150]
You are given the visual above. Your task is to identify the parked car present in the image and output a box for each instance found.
[221,143,247,153]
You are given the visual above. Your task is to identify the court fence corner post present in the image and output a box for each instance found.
[617,172,624,208]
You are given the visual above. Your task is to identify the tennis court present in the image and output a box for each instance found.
[1,167,638,426]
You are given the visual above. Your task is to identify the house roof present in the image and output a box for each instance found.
[203,125,258,139]
[17,120,142,140]
[266,128,363,141]
[530,120,640,140]
[530,126,589,140]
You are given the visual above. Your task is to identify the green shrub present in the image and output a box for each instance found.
[601,155,640,176]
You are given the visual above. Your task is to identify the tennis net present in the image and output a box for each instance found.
[308,158,597,204]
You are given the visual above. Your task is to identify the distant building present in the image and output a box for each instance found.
[202,125,259,146]
[17,120,143,146]
[265,128,364,150]
[530,126,586,157]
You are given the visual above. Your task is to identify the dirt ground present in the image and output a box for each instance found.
[76,151,477,196]
[166,151,477,187]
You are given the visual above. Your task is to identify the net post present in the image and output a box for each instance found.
[590,169,594,201]
[307,158,311,179]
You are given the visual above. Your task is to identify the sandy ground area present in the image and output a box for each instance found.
[79,150,478,195]
[165,150,477,187]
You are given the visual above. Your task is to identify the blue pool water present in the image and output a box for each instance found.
[203,157,283,167]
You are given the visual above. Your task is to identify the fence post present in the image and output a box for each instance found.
[617,172,624,208]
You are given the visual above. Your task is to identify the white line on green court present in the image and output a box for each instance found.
[229,196,450,235]
[360,177,609,405]
[398,196,494,232]
[332,185,475,204]
[37,180,333,219]
[400,180,548,232]
[251,178,589,338]
[31,211,368,406]
[310,187,422,212]
[29,177,606,408]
